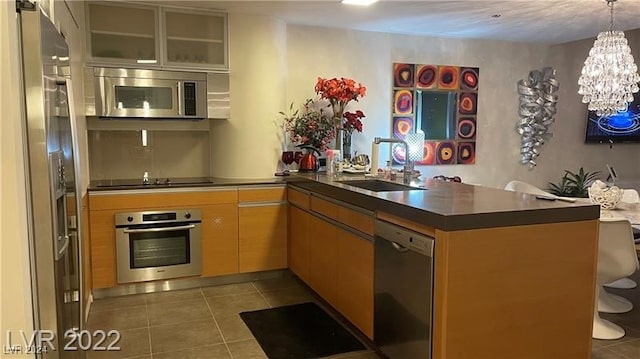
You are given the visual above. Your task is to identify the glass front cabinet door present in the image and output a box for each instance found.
[86,2,159,65]
[162,9,228,70]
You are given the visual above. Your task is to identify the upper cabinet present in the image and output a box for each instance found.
[85,2,228,71]
[163,9,228,70]
[86,2,159,66]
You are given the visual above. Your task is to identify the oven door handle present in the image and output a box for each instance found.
[123,224,196,233]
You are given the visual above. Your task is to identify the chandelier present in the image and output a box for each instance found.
[578,0,640,117]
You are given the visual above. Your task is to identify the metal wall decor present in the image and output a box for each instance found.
[516,67,559,169]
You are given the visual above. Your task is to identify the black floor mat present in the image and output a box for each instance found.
[239,302,366,359]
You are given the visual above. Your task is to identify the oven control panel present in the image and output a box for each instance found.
[115,209,201,226]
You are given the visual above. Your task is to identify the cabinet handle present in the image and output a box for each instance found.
[177,81,183,115]
[123,224,195,233]
[238,201,287,208]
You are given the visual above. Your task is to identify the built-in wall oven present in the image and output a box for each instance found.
[115,209,202,283]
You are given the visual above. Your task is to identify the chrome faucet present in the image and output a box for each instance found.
[372,137,414,184]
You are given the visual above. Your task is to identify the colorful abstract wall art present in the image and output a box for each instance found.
[392,63,479,165]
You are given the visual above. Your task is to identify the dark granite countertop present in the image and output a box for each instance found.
[287,173,601,231]
[88,176,287,191]
[88,172,600,231]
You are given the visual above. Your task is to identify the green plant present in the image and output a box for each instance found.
[547,167,601,198]
[280,99,335,151]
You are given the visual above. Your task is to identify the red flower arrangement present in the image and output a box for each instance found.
[343,110,365,136]
[315,77,367,126]
[315,77,367,150]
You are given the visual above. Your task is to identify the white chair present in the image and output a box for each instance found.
[604,189,640,290]
[593,218,639,339]
[621,189,640,203]
[504,180,552,196]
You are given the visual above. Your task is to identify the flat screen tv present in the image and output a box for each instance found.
[585,92,640,143]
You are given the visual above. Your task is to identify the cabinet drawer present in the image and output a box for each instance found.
[89,190,238,210]
[288,188,310,210]
[310,196,339,221]
[239,186,286,203]
[377,211,436,237]
[338,206,374,236]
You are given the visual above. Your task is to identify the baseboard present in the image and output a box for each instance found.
[92,270,289,299]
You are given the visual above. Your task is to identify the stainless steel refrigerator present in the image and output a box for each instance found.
[18,4,83,359]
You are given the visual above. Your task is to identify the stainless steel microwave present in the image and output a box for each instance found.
[86,68,226,119]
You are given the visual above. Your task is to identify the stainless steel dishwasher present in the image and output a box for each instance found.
[374,219,434,359]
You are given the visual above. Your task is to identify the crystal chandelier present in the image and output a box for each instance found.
[578,0,640,117]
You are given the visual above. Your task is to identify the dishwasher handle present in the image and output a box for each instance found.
[391,241,409,253]
[375,219,434,257]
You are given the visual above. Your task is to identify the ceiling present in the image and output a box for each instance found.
[148,0,640,44]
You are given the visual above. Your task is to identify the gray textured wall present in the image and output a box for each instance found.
[210,14,640,190]
[547,28,640,184]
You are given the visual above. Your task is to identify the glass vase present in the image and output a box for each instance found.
[334,125,342,152]
[343,131,352,161]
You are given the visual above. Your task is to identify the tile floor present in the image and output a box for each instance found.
[592,270,640,359]
[87,270,640,359]
[86,276,379,359]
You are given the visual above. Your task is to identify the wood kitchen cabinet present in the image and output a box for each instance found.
[288,186,375,339]
[308,215,338,306]
[377,212,598,359]
[88,208,118,288]
[335,228,374,338]
[201,204,239,277]
[238,186,288,272]
[288,205,310,283]
[85,1,228,70]
[88,189,238,288]
[305,210,374,339]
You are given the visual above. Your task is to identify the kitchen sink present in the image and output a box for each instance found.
[337,180,425,192]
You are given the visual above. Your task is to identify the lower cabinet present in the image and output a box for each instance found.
[89,209,118,288]
[308,215,338,306]
[88,190,239,288]
[201,204,239,277]
[335,228,374,338]
[239,203,288,272]
[288,205,310,283]
[289,192,374,340]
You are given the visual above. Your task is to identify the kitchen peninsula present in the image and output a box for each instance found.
[87,175,600,359]
[288,174,600,359]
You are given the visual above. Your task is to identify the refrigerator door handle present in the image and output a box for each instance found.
[55,235,69,261]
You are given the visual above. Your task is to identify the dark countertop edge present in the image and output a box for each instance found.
[88,177,289,191]
[287,179,601,231]
[88,175,601,231]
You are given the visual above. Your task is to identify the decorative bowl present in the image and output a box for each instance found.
[588,184,623,210]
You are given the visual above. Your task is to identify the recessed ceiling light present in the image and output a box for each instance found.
[491,14,501,18]
[342,0,378,6]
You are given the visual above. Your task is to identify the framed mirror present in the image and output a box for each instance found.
[391,63,479,165]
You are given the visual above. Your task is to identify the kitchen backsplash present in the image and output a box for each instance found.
[88,130,210,180]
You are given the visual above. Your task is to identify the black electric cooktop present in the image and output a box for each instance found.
[94,177,214,188]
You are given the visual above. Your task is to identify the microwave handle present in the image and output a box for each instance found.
[177,81,183,116]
